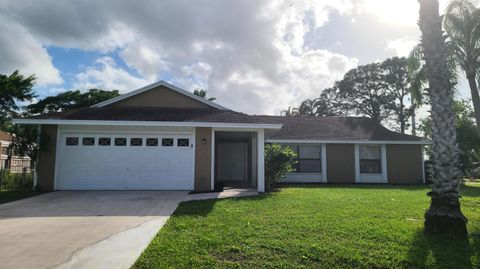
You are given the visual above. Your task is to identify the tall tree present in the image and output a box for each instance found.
[382,57,413,134]
[193,88,216,101]
[0,71,36,129]
[27,89,120,114]
[336,63,395,123]
[444,0,480,128]
[419,0,468,237]
[407,45,429,136]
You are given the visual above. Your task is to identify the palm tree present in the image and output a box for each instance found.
[444,0,480,128]
[298,99,318,116]
[193,88,216,101]
[418,0,468,238]
[407,45,428,136]
[280,106,299,116]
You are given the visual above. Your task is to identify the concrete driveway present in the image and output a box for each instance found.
[0,191,188,269]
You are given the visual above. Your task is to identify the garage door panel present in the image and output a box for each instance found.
[56,133,194,190]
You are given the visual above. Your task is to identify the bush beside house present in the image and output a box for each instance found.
[264,144,297,192]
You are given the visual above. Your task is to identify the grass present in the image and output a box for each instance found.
[0,189,41,204]
[135,183,480,269]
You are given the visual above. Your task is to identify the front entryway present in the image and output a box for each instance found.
[218,142,248,182]
[214,131,257,188]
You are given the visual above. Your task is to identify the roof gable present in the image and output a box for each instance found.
[92,80,227,110]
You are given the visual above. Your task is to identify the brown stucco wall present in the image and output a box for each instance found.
[387,144,423,184]
[326,144,355,183]
[37,124,57,191]
[194,127,212,192]
[110,85,211,109]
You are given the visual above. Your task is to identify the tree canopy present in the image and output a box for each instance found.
[283,57,415,133]
[27,89,120,114]
[0,70,36,129]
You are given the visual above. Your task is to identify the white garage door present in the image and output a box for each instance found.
[55,132,195,190]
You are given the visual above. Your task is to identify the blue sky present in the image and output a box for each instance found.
[0,0,468,118]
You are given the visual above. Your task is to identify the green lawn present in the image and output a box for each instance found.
[135,184,480,269]
[0,189,41,204]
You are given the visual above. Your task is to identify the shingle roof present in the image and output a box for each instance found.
[25,107,279,124]
[256,115,423,141]
[21,109,424,142]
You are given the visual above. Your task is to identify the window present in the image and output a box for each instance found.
[82,137,95,146]
[98,137,111,146]
[359,146,381,173]
[114,138,127,146]
[1,146,8,155]
[130,138,143,146]
[177,138,189,147]
[161,138,174,147]
[66,137,79,146]
[146,138,158,146]
[285,144,321,173]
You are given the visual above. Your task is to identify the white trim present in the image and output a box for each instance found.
[355,144,388,183]
[257,129,265,193]
[321,143,327,182]
[193,128,197,190]
[381,144,388,182]
[91,80,228,110]
[210,128,215,191]
[266,139,430,145]
[13,119,282,130]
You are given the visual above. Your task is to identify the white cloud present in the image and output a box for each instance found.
[385,37,418,57]
[73,57,152,93]
[1,0,360,114]
[0,16,62,86]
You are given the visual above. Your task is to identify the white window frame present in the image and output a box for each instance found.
[355,144,387,183]
[278,143,327,183]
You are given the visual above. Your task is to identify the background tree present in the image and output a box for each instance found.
[27,89,120,114]
[382,57,414,133]
[407,45,429,136]
[419,0,467,238]
[335,63,395,123]
[419,99,480,172]
[280,106,299,116]
[193,88,216,101]
[0,71,36,130]
[444,0,480,128]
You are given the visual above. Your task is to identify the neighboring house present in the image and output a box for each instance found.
[0,131,31,173]
[14,81,429,192]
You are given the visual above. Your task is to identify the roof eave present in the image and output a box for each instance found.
[265,138,432,145]
[13,118,283,130]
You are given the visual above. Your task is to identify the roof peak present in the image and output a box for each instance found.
[91,80,228,110]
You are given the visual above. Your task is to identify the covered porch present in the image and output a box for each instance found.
[210,129,265,193]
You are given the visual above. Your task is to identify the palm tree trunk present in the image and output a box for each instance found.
[418,0,468,238]
[466,72,480,129]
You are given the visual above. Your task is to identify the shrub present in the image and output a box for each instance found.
[0,169,33,190]
[264,144,297,192]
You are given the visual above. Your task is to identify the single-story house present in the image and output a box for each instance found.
[14,81,429,192]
